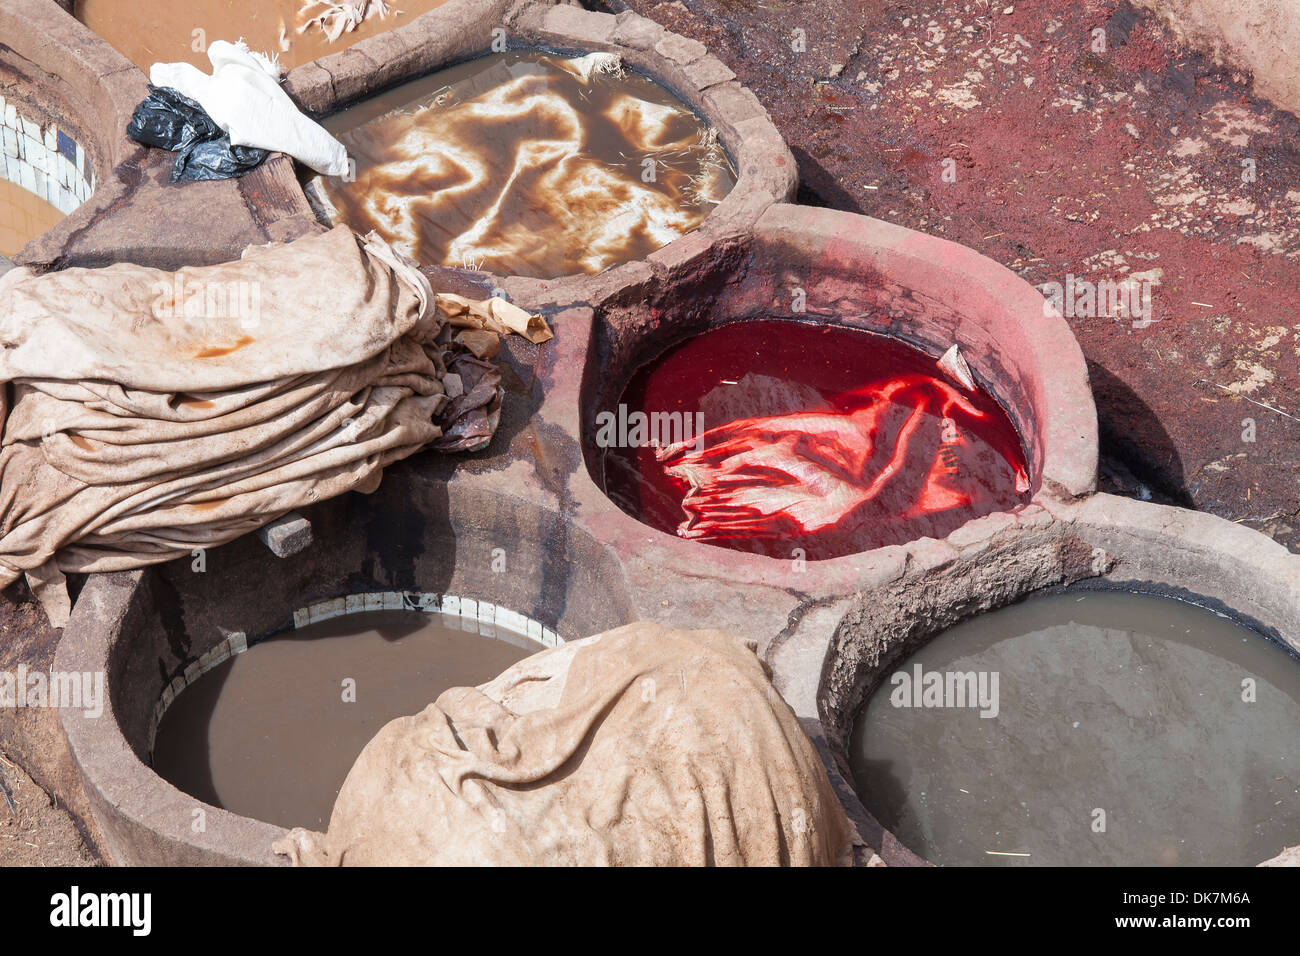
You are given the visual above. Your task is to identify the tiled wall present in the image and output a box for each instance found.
[289,591,564,649]
[151,592,565,734]
[0,91,95,217]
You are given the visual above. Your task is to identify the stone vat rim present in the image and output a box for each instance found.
[751,203,1100,501]
[52,480,628,866]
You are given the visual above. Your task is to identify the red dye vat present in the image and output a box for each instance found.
[599,320,1031,559]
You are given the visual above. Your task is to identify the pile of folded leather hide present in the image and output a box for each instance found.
[0,226,550,623]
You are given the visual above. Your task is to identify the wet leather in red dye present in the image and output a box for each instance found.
[600,320,1030,559]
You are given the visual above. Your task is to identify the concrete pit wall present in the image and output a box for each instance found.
[0,0,138,261]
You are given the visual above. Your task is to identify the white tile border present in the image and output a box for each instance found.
[0,94,94,226]
[152,593,565,732]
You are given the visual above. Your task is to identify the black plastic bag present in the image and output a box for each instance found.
[126,86,220,152]
[174,139,268,181]
[127,85,268,182]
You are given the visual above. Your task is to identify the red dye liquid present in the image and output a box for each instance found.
[600,320,1031,560]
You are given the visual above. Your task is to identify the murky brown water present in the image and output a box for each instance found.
[850,589,1300,866]
[0,179,65,257]
[152,609,542,830]
[313,50,735,278]
[75,0,449,73]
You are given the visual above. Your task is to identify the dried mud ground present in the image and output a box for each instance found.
[0,757,96,867]
[3,0,1300,865]
[0,581,98,866]
[620,0,1300,547]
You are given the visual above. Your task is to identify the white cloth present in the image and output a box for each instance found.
[151,40,349,176]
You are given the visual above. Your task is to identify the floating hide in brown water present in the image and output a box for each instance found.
[309,51,735,278]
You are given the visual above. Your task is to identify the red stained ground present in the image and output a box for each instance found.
[624,0,1300,549]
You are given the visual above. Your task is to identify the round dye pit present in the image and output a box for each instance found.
[599,319,1030,560]
[56,472,627,865]
[849,588,1300,866]
[153,607,544,830]
[74,0,452,73]
[307,49,736,279]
